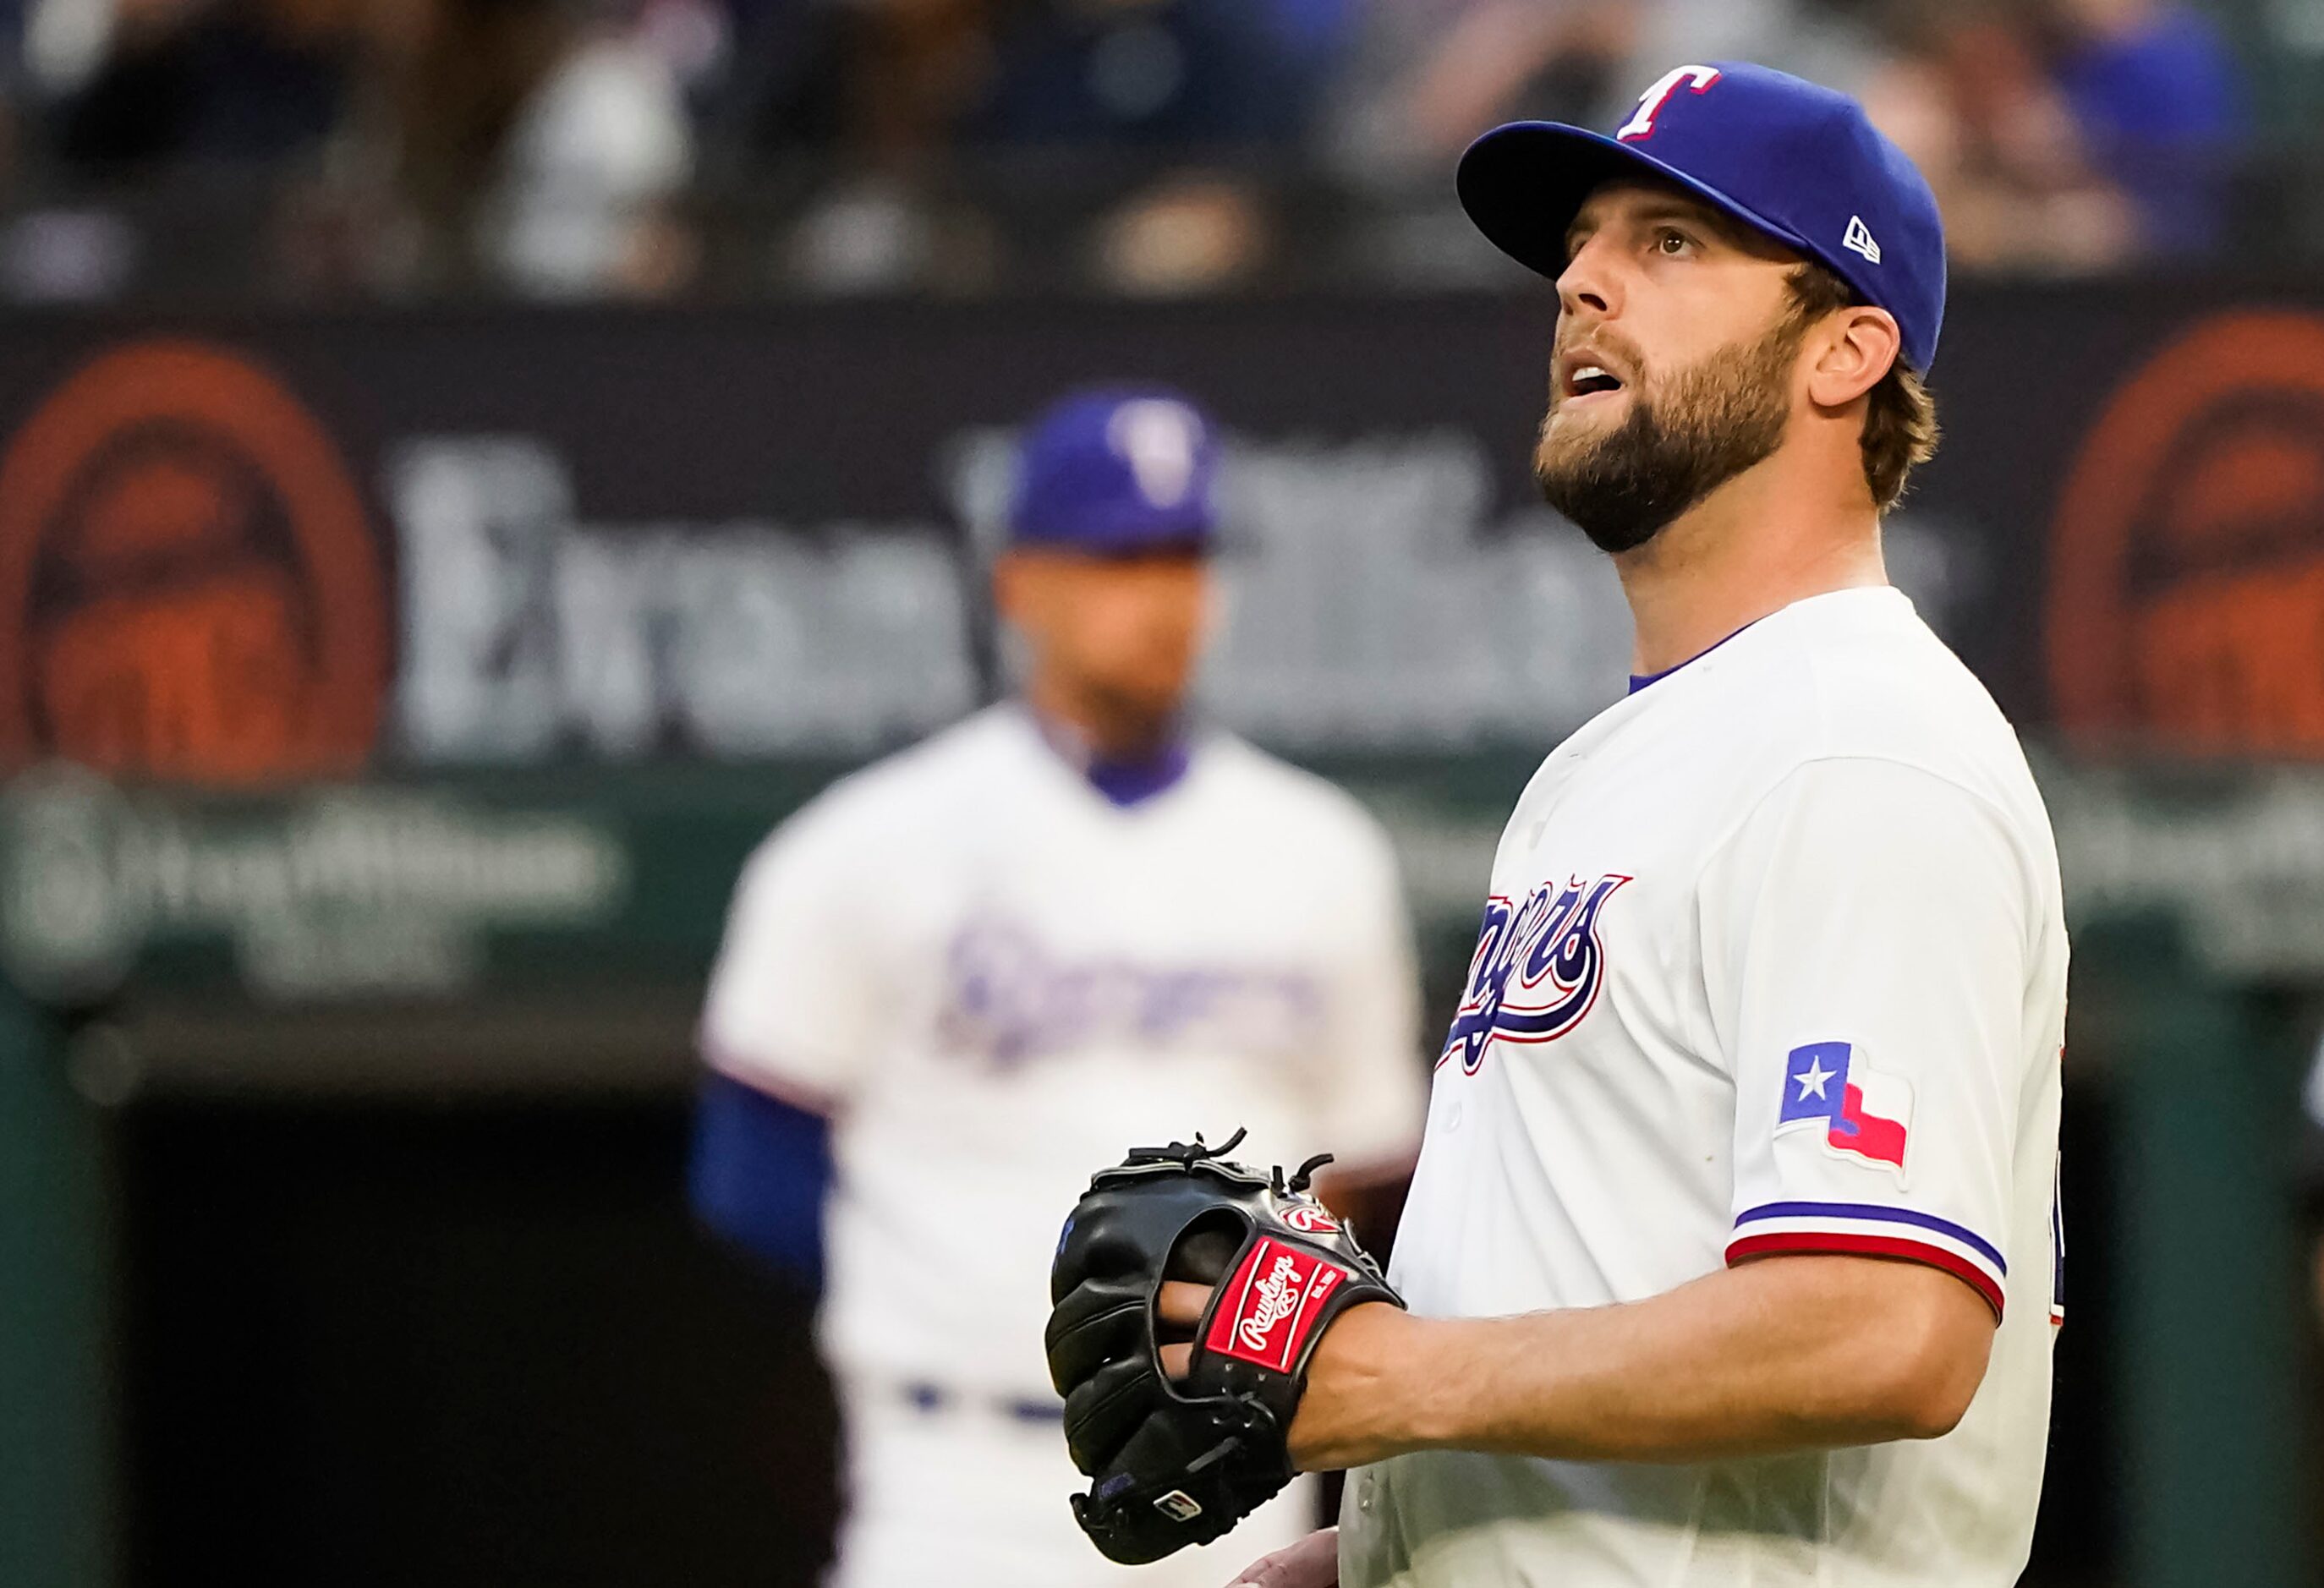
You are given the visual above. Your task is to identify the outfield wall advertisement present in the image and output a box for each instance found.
[0,287,2313,785]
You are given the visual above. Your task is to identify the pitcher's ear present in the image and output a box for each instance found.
[1806,304,1901,410]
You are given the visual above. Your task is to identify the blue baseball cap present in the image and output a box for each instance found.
[1458,62,1947,372]
[1009,386,1220,555]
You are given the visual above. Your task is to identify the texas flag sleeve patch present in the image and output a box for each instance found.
[1735,1041,2005,1320]
[1774,1040,1911,1180]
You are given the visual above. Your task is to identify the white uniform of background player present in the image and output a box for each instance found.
[696,387,1426,1588]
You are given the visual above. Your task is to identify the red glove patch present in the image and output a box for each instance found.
[1203,1235,1354,1373]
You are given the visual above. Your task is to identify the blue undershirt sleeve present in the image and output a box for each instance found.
[688,1071,833,1290]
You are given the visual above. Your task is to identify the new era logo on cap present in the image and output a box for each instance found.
[1455,61,1948,370]
[1843,215,1881,264]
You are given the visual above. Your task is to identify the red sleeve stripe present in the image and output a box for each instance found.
[1726,1230,2006,1321]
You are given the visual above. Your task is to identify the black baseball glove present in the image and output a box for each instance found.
[1044,1130,1402,1564]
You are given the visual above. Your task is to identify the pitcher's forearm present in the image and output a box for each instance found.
[1292,1255,1995,1471]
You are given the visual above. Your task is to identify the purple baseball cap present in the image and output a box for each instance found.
[1009,386,1220,555]
[1458,62,1948,371]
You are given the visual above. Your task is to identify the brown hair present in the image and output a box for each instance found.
[1784,262,1940,512]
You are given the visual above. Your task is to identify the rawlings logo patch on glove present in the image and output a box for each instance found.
[1214,1240,1346,1368]
[1043,1130,1402,1565]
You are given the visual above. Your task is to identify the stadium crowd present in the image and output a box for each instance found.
[0,0,2272,298]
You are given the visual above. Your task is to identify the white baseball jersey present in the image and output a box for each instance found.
[1340,587,2068,1588]
[701,702,1424,1585]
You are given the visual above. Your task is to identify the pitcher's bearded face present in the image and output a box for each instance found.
[1533,311,1803,554]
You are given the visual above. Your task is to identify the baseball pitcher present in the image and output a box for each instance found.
[1044,63,2069,1588]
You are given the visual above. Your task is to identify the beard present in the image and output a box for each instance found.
[1533,316,1803,554]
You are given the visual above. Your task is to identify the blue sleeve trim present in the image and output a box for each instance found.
[688,1071,833,1289]
[1734,1199,2007,1273]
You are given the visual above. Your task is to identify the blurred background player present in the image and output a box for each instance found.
[684,385,1428,1588]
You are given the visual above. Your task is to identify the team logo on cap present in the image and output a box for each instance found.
[1616,64,1720,141]
[1106,399,1203,509]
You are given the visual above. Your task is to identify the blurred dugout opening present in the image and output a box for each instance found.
[104,999,836,1588]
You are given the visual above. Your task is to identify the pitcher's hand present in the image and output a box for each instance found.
[1226,1526,1339,1586]
[1158,1280,1420,1471]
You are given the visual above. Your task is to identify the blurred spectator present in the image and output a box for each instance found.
[765,0,1337,296]
[736,0,998,166]
[1325,0,1893,193]
[1861,3,2138,274]
[367,0,692,294]
[479,0,697,295]
[1088,167,1267,293]
[780,172,1002,293]
[969,0,1338,151]
[1324,0,1623,191]
[2040,0,2248,257]
[0,0,2283,297]
[53,0,363,167]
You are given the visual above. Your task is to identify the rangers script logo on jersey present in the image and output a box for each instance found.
[1439,874,1630,1074]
